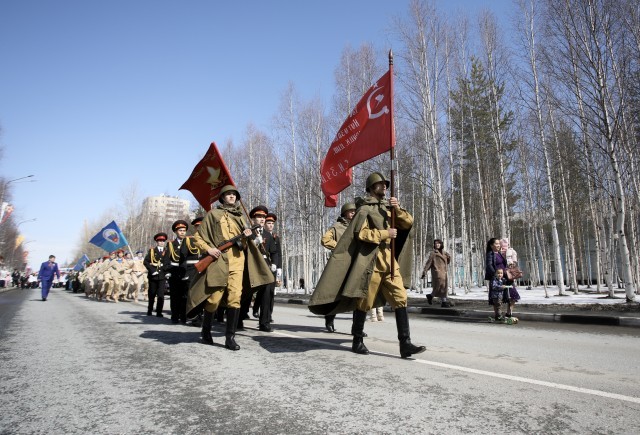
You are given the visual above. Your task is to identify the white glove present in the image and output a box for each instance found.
[152,271,159,276]
[276,268,282,280]
[271,264,277,272]
[166,273,171,278]
[254,235,263,245]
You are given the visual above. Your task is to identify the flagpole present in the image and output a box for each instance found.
[389,49,397,280]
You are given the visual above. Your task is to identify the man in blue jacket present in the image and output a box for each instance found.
[38,255,60,301]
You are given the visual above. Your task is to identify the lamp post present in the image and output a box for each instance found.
[17,218,37,227]
[0,175,35,221]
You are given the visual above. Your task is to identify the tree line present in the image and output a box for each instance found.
[71,0,638,301]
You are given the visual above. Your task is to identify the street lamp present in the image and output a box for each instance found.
[17,218,37,227]
[0,175,36,220]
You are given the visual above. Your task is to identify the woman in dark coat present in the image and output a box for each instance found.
[485,237,501,302]
[421,239,452,307]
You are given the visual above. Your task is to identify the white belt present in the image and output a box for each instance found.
[182,277,190,281]
[186,260,198,264]
[170,262,179,266]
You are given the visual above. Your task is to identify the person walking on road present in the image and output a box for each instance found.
[309,172,426,359]
[37,255,60,301]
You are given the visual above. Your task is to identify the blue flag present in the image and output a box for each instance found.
[89,220,129,252]
[73,254,91,271]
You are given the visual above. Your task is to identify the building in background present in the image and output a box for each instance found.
[142,195,191,226]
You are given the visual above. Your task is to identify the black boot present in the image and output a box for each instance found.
[325,314,336,333]
[225,308,241,351]
[201,310,214,345]
[351,310,369,355]
[395,307,426,358]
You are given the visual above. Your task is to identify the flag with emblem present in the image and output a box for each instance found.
[89,221,129,252]
[73,254,91,271]
[180,142,235,211]
[320,69,394,207]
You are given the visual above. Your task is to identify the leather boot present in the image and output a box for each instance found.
[351,310,369,355]
[395,307,426,358]
[225,308,241,351]
[325,314,336,333]
[350,311,367,337]
[201,310,214,345]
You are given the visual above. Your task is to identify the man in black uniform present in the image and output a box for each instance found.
[165,220,189,324]
[144,232,168,317]
[262,212,282,324]
[239,205,277,332]
[184,217,204,327]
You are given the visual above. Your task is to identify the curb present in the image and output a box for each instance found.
[274,296,640,329]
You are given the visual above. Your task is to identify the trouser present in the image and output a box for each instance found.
[203,269,243,313]
[257,284,273,328]
[169,276,188,323]
[129,273,145,299]
[147,279,165,314]
[355,269,407,312]
[41,279,53,299]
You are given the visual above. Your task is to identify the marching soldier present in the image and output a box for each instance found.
[242,205,277,332]
[256,212,282,325]
[183,217,204,326]
[129,250,148,302]
[309,172,426,358]
[320,202,356,332]
[186,185,273,350]
[165,220,189,324]
[144,232,168,317]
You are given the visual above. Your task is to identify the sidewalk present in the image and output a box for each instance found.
[274,285,640,329]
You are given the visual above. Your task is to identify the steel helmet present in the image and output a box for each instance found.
[365,172,390,191]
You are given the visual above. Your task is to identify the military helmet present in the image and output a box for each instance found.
[340,202,356,216]
[365,172,390,191]
[218,185,241,203]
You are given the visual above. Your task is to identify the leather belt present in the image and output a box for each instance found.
[186,260,198,264]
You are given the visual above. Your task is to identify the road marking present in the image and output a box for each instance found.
[267,329,640,405]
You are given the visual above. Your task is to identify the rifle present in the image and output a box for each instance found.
[194,224,261,274]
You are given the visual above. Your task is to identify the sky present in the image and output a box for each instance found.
[0,0,514,269]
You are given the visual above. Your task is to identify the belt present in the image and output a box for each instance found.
[170,262,179,266]
[186,260,198,264]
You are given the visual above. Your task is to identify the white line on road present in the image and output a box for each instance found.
[267,329,640,405]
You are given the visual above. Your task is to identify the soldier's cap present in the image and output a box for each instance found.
[265,212,277,223]
[154,232,168,242]
[218,185,241,203]
[249,205,269,218]
[172,219,189,232]
[102,255,110,260]
[191,217,203,226]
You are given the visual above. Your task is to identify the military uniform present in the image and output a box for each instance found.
[144,233,168,317]
[320,203,356,333]
[243,206,278,332]
[165,220,189,324]
[187,185,273,350]
[129,251,148,302]
[183,217,203,325]
[309,172,426,358]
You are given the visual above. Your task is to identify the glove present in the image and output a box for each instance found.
[271,264,277,273]
[276,268,282,280]
[152,271,159,276]
[254,234,263,245]
[166,273,171,278]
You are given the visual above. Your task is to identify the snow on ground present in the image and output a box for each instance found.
[277,285,636,305]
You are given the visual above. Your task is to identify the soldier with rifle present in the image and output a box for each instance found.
[186,185,273,351]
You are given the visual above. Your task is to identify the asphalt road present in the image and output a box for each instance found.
[1,288,639,434]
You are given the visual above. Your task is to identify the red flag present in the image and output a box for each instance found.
[320,70,393,206]
[180,142,235,211]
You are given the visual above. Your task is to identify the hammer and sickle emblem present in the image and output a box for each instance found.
[367,85,389,119]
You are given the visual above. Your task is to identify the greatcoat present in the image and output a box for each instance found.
[421,250,450,298]
[186,203,273,317]
[309,195,414,316]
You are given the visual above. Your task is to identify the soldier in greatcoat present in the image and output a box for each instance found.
[320,202,356,333]
[309,172,426,359]
[186,185,273,351]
